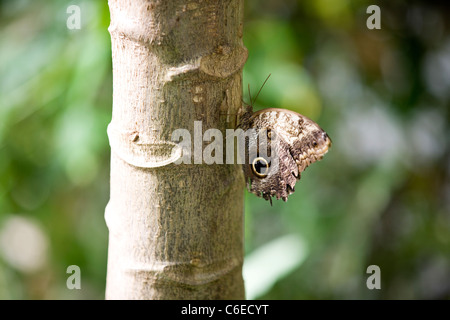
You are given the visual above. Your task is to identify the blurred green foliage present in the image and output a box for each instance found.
[0,0,449,299]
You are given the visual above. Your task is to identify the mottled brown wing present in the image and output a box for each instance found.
[239,107,331,203]
[243,128,299,202]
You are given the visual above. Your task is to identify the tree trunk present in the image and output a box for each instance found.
[105,0,247,299]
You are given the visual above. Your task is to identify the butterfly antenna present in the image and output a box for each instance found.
[248,83,253,107]
[252,74,271,106]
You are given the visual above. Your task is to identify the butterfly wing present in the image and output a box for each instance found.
[239,107,331,203]
[243,128,298,202]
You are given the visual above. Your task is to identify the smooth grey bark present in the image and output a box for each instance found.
[105,0,247,299]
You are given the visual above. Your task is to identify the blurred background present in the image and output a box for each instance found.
[0,0,448,299]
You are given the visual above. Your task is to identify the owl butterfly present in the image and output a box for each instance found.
[237,76,332,204]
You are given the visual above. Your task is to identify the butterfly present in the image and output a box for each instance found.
[237,76,331,204]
